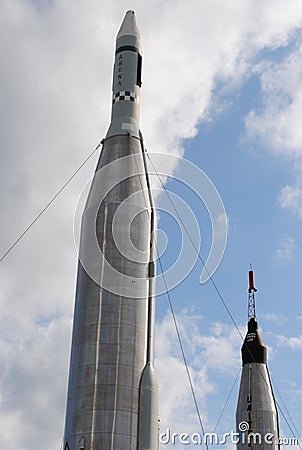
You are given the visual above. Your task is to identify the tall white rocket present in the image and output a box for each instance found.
[63,11,159,450]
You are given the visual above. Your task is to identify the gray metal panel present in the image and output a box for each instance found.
[66,410,138,449]
[236,363,279,450]
[64,136,152,449]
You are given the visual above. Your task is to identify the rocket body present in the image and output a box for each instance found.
[64,11,158,450]
[236,318,279,450]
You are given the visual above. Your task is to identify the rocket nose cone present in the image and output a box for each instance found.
[117,10,140,39]
[241,318,267,365]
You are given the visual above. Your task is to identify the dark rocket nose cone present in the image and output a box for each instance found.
[241,317,267,365]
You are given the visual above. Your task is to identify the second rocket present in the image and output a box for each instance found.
[236,270,279,450]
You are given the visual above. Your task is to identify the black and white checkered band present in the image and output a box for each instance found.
[113,91,138,104]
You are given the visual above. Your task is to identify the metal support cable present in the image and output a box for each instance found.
[0,142,101,263]
[1,140,301,447]
[212,368,241,434]
[272,380,302,442]
[156,252,209,450]
[147,153,302,448]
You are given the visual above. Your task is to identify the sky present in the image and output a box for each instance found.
[1,0,302,448]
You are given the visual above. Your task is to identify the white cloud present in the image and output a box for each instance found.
[194,321,243,375]
[155,311,242,444]
[244,48,302,157]
[277,334,302,349]
[273,236,295,263]
[1,0,302,448]
[155,312,215,434]
[244,46,302,218]
[261,312,287,322]
[0,316,71,447]
[278,185,302,218]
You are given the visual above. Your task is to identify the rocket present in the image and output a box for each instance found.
[63,11,159,450]
[236,269,280,450]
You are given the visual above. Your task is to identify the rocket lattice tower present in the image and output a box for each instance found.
[236,268,280,450]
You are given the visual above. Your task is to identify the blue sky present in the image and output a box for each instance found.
[1,1,302,449]
[155,79,302,442]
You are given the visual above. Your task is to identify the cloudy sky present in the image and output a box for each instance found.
[1,0,302,448]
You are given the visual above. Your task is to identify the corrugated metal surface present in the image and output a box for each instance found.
[236,363,279,450]
[64,135,152,449]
